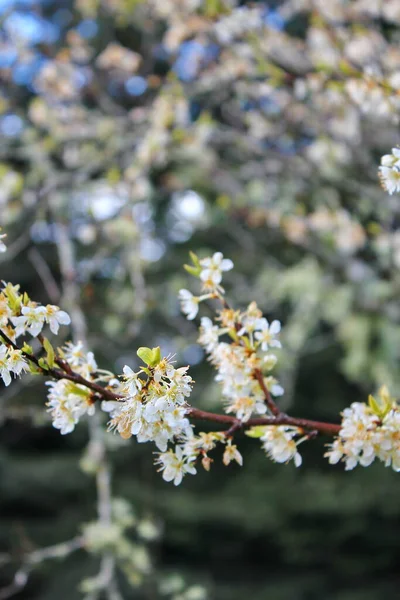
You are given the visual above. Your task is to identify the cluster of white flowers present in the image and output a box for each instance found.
[46,342,99,434]
[155,445,197,486]
[0,281,71,340]
[325,386,400,472]
[102,354,193,453]
[259,426,303,467]
[0,281,71,386]
[379,148,400,194]
[179,254,283,424]
[47,378,95,434]
[178,251,234,320]
[12,303,71,337]
[0,345,28,386]
[155,430,243,485]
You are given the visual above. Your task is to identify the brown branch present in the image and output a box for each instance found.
[253,368,282,417]
[187,407,341,437]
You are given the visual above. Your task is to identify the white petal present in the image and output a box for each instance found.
[270,320,281,334]
[57,311,71,325]
[221,258,233,271]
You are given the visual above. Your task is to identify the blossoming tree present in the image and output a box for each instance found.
[2,0,400,598]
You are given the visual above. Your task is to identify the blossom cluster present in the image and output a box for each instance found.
[179,252,283,423]
[0,281,71,386]
[379,148,400,195]
[325,386,400,472]
[155,431,243,486]
[102,352,193,453]
[46,342,99,434]
[246,425,304,468]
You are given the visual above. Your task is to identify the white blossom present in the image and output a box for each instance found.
[12,305,47,337]
[155,445,196,485]
[122,365,142,396]
[198,316,220,353]
[254,319,282,351]
[325,394,400,472]
[44,305,71,335]
[199,252,233,288]
[60,341,98,376]
[379,148,400,194]
[179,289,200,320]
[46,379,94,435]
[260,426,303,467]
[379,165,400,195]
[0,344,28,386]
[103,357,193,454]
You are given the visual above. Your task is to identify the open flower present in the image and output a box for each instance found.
[44,305,71,335]
[12,305,47,337]
[199,252,233,288]
[198,316,220,353]
[254,319,281,351]
[379,165,400,195]
[155,446,197,485]
[179,289,200,320]
[260,426,303,467]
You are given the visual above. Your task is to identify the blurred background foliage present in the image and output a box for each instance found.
[1,0,400,598]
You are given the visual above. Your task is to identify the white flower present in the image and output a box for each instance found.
[155,445,197,485]
[325,396,400,472]
[46,379,94,435]
[6,348,28,376]
[198,316,220,353]
[178,289,200,320]
[225,394,267,422]
[238,301,263,336]
[12,305,47,337]
[122,365,142,397]
[165,366,193,403]
[0,345,11,386]
[379,165,400,195]
[0,345,28,386]
[60,341,97,377]
[261,426,303,467]
[44,305,71,334]
[380,147,400,168]
[105,396,144,439]
[254,319,282,351]
[199,252,233,288]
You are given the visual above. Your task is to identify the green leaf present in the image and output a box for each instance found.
[137,346,161,367]
[38,358,49,370]
[368,394,381,416]
[22,342,33,354]
[28,363,41,375]
[42,337,55,368]
[183,264,201,277]
[245,426,267,439]
[4,283,22,313]
[189,251,200,267]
